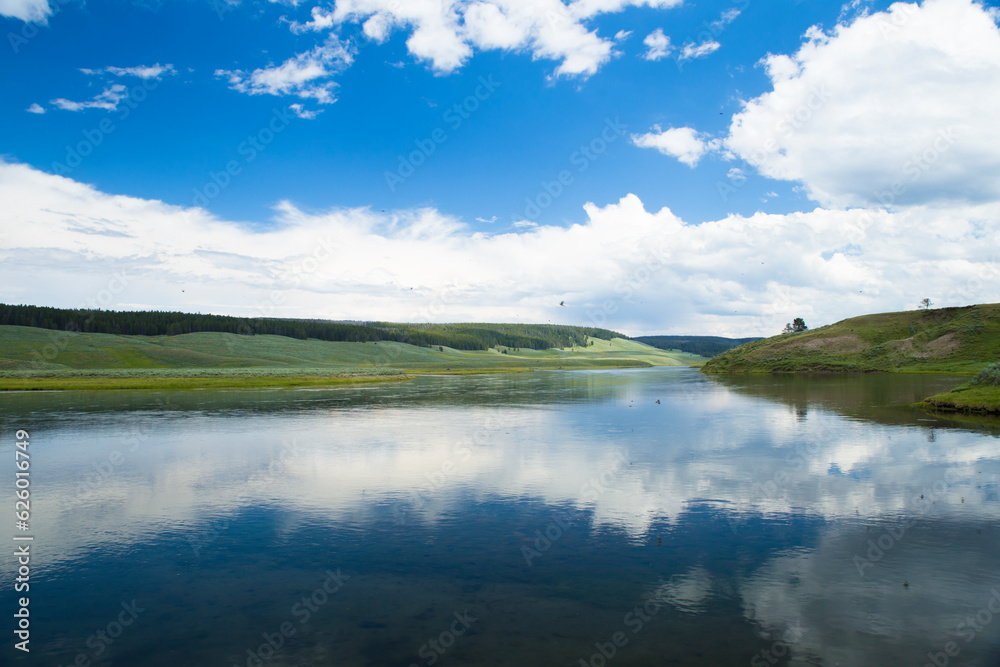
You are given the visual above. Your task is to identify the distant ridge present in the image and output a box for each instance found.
[632,335,762,358]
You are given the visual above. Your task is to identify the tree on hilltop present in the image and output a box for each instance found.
[783,318,808,334]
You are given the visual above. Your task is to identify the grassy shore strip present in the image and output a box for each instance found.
[0,357,670,391]
[0,363,645,390]
[918,386,1000,414]
[0,374,412,391]
[917,362,1000,414]
[0,367,410,391]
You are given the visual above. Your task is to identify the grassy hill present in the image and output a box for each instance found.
[0,325,704,390]
[632,335,761,358]
[701,303,1000,375]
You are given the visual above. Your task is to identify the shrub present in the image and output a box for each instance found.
[971,362,1000,386]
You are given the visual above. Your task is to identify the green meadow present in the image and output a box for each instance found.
[0,325,704,390]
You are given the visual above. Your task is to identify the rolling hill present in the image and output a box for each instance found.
[701,303,1000,375]
[0,325,704,390]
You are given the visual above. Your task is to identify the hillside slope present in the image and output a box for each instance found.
[701,304,1000,374]
[0,326,704,389]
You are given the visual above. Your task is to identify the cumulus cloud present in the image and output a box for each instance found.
[642,28,671,61]
[0,0,50,22]
[631,125,719,167]
[50,84,129,112]
[723,0,1000,208]
[2,159,999,337]
[310,0,682,77]
[25,103,45,114]
[216,36,354,105]
[289,5,336,33]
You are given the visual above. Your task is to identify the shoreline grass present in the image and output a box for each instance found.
[0,375,413,391]
[916,387,1000,415]
[916,362,1000,414]
[0,363,653,392]
[0,360,668,390]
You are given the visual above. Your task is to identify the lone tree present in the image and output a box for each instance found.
[781,319,807,334]
[782,318,808,334]
[919,298,933,310]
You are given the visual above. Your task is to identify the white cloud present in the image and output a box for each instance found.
[289,5,336,33]
[678,39,720,61]
[2,159,999,338]
[25,103,45,114]
[103,64,177,79]
[838,0,870,22]
[642,28,671,61]
[613,29,632,42]
[216,36,354,105]
[568,0,681,19]
[0,0,50,22]
[631,125,719,167]
[47,65,175,114]
[80,64,176,80]
[711,7,741,30]
[317,0,682,78]
[288,102,320,119]
[50,84,129,112]
[723,0,1000,208]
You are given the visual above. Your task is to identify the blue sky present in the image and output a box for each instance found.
[2,0,1000,336]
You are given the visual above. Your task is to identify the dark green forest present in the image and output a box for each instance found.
[632,335,761,358]
[0,304,624,351]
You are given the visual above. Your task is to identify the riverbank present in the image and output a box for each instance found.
[917,363,1000,414]
[0,369,413,391]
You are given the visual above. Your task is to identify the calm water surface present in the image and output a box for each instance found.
[1,368,999,666]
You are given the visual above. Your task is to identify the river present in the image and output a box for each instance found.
[1,368,998,666]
